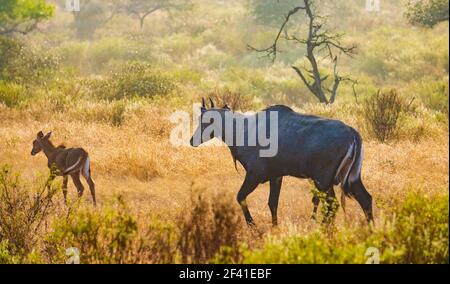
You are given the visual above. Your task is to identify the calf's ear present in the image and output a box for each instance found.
[44,131,52,139]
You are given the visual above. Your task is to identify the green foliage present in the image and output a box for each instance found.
[377,192,449,263]
[406,78,449,114]
[71,0,116,40]
[363,89,406,142]
[405,0,449,27]
[45,196,139,264]
[357,26,449,82]
[0,0,54,35]
[249,0,304,26]
[0,36,59,85]
[86,62,177,100]
[0,81,26,107]
[0,165,57,262]
[242,193,449,264]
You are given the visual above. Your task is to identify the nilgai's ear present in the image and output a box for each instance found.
[37,131,44,138]
[44,131,52,139]
[209,97,215,108]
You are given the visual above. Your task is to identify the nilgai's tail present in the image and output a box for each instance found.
[341,131,363,199]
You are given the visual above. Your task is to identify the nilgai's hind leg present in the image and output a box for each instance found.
[62,175,68,204]
[237,174,260,226]
[350,178,373,223]
[71,172,84,198]
[81,158,96,206]
[268,177,282,227]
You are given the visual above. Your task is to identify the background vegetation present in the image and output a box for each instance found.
[0,0,448,264]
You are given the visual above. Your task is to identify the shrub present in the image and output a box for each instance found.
[208,87,254,111]
[45,196,139,264]
[0,165,58,261]
[0,81,26,107]
[86,62,177,100]
[363,89,405,142]
[45,195,179,264]
[178,190,243,264]
[242,193,449,264]
[0,37,59,86]
[407,78,449,114]
[374,192,449,264]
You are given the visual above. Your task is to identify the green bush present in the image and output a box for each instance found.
[0,165,58,263]
[363,89,406,142]
[0,81,26,107]
[45,196,139,264]
[0,37,59,86]
[86,62,177,100]
[242,193,449,264]
[375,192,448,264]
[406,78,449,114]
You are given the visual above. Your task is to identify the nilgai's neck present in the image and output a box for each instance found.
[40,140,56,160]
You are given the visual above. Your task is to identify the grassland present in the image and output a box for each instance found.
[0,0,448,263]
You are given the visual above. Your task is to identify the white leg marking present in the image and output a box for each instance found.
[83,157,90,178]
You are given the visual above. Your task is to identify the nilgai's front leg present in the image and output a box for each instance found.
[311,195,320,220]
[62,175,68,204]
[237,174,260,226]
[268,177,282,226]
[71,172,84,198]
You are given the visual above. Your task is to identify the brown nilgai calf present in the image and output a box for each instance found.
[31,131,96,205]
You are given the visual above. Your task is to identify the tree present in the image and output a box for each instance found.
[249,0,303,26]
[405,0,449,27]
[249,0,356,104]
[0,0,54,36]
[120,0,191,29]
[71,0,119,39]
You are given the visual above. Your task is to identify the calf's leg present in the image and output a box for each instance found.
[71,172,84,198]
[81,161,96,206]
[62,175,68,204]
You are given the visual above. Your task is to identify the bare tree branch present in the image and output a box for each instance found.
[247,5,305,62]
[249,0,356,104]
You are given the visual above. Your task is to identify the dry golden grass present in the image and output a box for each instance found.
[0,101,448,242]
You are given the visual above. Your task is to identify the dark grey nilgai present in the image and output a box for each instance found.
[190,99,373,226]
[31,131,96,205]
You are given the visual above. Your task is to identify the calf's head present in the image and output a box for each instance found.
[31,131,52,156]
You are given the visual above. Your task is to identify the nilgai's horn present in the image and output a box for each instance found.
[209,98,215,108]
[202,98,206,108]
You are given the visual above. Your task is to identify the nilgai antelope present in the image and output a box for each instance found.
[31,131,96,205]
[190,99,373,226]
